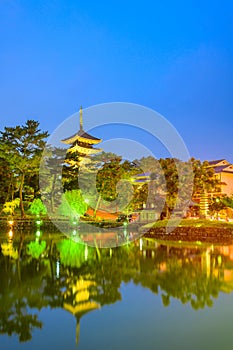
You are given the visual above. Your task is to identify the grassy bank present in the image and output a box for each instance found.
[149,218,233,229]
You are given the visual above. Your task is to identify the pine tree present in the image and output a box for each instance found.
[0,120,48,217]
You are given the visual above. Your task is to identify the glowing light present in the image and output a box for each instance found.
[36,220,42,226]
[139,238,143,251]
[36,229,41,237]
[8,229,13,238]
[123,221,128,226]
[8,220,14,226]
[73,229,77,235]
[84,245,88,260]
[56,260,60,278]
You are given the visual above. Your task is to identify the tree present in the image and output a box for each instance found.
[191,159,218,195]
[58,189,88,220]
[2,198,20,216]
[40,146,65,213]
[0,157,16,203]
[0,120,49,217]
[29,198,47,217]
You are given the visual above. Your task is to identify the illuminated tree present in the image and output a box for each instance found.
[0,120,48,217]
[29,198,47,217]
[58,189,88,219]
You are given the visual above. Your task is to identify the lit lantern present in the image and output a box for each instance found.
[8,220,14,227]
[8,229,13,239]
[36,229,41,238]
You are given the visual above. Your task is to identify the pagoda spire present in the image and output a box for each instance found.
[61,105,102,167]
[79,106,83,131]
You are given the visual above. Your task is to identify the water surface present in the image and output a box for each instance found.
[0,231,233,350]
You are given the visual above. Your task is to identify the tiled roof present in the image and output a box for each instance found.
[134,172,151,177]
[214,165,230,173]
[208,159,226,165]
[62,129,101,143]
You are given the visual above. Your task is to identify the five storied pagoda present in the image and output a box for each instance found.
[61,106,102,166]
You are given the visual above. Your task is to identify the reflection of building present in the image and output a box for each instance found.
[61,106,102,167]
[63,278,100,345]
[208,159,233,196]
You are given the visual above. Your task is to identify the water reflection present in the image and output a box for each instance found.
[1,229,233,346]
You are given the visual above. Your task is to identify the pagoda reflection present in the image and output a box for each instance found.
[62,277,100,345]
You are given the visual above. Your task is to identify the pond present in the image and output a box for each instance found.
[0,228,233,350]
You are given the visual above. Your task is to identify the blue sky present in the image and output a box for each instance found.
[0,0,232,162]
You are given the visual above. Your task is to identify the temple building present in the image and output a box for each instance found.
[61,106,102,167]
[207,159,233,196]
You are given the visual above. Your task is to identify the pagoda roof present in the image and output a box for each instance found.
[63,301,100,317]
[62,129,102,145]
[67,144,102,155]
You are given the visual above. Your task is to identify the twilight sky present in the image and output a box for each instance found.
[0,0,232,162]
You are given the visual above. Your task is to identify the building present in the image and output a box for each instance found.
[61,106,102,167]
[208,159,233,196]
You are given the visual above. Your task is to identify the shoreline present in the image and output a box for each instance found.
[144,226,233,244]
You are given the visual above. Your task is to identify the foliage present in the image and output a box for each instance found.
[222,196,233,209]
[0,120,49,217]
[0,157,15,204]
[209,197,226,216]
[191,158,220,194]
[56,239,93,268]
[58,189,88,219]
[40,146,65,212]
[2,198,20,215]
[26,240,46,259]
[29,198,47,216]
[1,243,19,259]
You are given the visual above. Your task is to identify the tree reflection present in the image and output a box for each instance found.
[1,237,233,343]
[0,257,50,341]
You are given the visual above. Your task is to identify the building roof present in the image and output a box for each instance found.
[61,129,102,145]
[61,106,102,145]
[135,171,151,177]
[208,159,226,165]
[214,165,230,173]
[208,159,230,167]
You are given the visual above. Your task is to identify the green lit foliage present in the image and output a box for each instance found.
[2,198,20,215]
[56,239,92,268]
[58,189,88,219]
[29,198,47,216]
[26,241,46,259]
